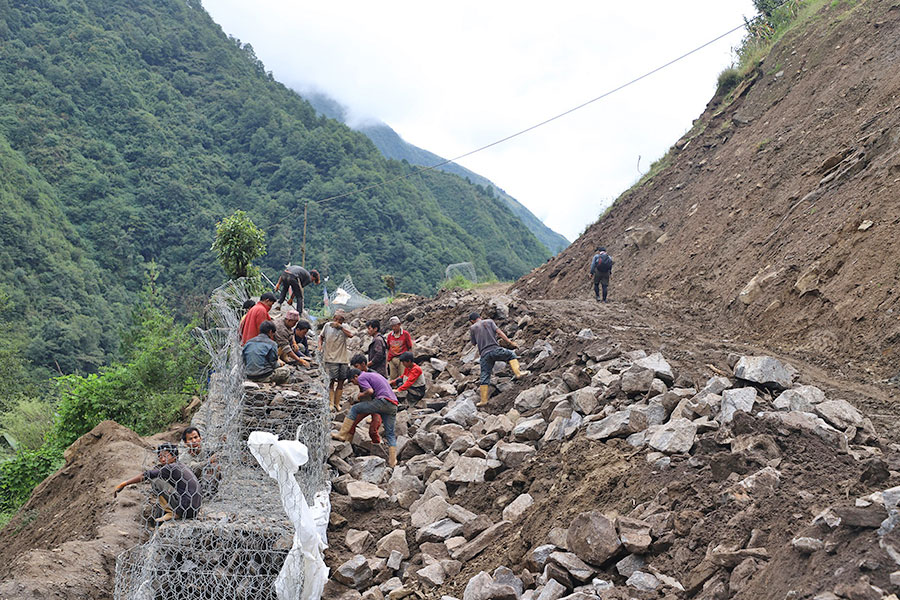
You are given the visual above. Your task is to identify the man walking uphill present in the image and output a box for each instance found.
[274,265,320,314]
[468,312,528,407]
[589,246,613,302]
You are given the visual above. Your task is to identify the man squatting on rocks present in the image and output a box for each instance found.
[320,310,354,411]
[469,311,528,407]
[274,309,311,367]
[332,367,399,467]
[273,265,320,314]
[391,351,426,406]
[589,246,613,303]
[182,426,221,497]
[242,320,290,384]
[114,443,201,523]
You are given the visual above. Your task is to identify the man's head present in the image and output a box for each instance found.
[468,311,481,324]
[260,320,277,339]
[260,292,277,307]
[242,299,256,312]
[348,367,362,385]
[333,310,346,325]
[285,310,300,327]
[389,316,401,333]
[350,354,367,370]
[310,270,321,285]
[295,320,311,336]
[398,351,415,366]
[182,427,202,452]
[598,246,606,253]
[366,319,380,336]
[156,443,178,465]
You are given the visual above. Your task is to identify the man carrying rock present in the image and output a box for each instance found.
[273,265,320,314]
[589,246,613,303]
[319,310,354,411]
[333,367,399,467]
[274,309,310,367]
[469,312,528,407]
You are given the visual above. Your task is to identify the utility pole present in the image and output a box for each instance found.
[301,200,308,268]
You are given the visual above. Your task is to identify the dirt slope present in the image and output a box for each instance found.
[514,0,900,378]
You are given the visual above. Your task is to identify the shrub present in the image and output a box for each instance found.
[0,399,55,451]
[0,445,62,512]
[716,67,742,96]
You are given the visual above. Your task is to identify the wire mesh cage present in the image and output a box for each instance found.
[327,275,377,313]
[116,278,331,600]
[445,261,477,284]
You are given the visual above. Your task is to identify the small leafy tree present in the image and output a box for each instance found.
[382,274,396,297]
[211,210,266,280]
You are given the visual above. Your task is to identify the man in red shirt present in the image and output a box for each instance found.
[390,351,426,406]
[386,316,413,381]
[240,293,277,345]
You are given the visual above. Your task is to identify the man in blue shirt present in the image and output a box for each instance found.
[242,321,288,384]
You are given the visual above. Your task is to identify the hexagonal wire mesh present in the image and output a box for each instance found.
[115,278,331,600]
[444,262,477,284]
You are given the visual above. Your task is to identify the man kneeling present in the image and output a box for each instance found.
[332,367,399,467]
[114,443,201,523]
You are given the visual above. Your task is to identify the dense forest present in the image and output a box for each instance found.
[0,0,550,375]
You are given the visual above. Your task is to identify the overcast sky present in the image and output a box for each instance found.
[204,1,758,242]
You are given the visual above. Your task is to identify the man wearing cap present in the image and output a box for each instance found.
[386,316,414,382]
[274,310,310,367]
[240,292,277,345]
[468,312,528,407]
[274,265,320,314]
[319,310,354,411]
[114,443,202,523]
[332,367,399,467]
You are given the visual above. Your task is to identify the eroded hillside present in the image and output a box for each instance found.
[515,0,900,377]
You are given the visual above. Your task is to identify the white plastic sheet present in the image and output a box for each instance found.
[247,431,330,600]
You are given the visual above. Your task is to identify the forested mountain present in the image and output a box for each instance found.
[304,91,571,254]
[0,0,550,373]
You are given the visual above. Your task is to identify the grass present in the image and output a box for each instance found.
[440,275,503,292]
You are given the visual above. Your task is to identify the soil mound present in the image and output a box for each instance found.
[513,0,900,378]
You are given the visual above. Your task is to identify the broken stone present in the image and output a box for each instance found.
[620,366,656,395]
[492,566,524,598]
[386,550,403,570]
[616,517,653,554]
[648,418,697,454]
[514,384,550,412]
[634,353,675,384]
[541,414,581,446]
[567,512,622,566]
[351,455,388,483]
[760,411,848,451]
[615,554,646,577]
[774,385,826,412]
[513,417,548,442]
[375,530,410,559]
[416,563,445,587]
[814,399,864,430]
[445,399,479,427]
[348,481,388,510]
[585,409,648,440]
[626,571,660,592]
[346,529,375,554]
[496,442,536,468]
[448,457,502,484]
[529,545,557,571]
[334,555,374,589]
[417,518,464,543]
[720,387,757,423]
[536,579,566,600]
[736,466,781,495]
[548,552,595,582]
[572,387,601,415]
[503,493,534,522]
[463,571,517,600]
[709,546,769,568]
[542,563,572,590]
[733,356,797,390]
[463,514,493,539]
[411,496,450,528]
[791,537,824,554]
[453,521,512,562]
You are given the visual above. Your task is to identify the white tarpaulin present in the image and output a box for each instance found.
[247,431,330,600]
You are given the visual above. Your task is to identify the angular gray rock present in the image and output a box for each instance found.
[375,530,410,559]
[814,399,864,430]
[452,521,512,562]
[791,537,824,554]
[416,563,446,587]
[411,495,450,528]
[648,418,697,454]
[548,551,595,582]
[733,356,797,390]
[334,555,374,589]
[615,554,646,577]
[496,442,536,468]
[529,544,558,571]
[620,366,656,395]
[616,517,653,554]
[572,387,601,415]
[541,414,582,445]
[626,571,660,592]
[445,399,479,427]
[585,409,648,440]
[536,579,566,600]
[350,456,387,483]
[634,353,675,384]
[514,384,550,412]
[463,572,517,600]
[492,567,524,598]
[567,512,622,566]
[502,493,534,522]
[760,411,847,451]
[774,385,826,412]
[346,529,375,554]
[513,417,548,442]
[417,518,464,543]
[720,387,757,424]
[348,481,388,510]
[448,457,502,484]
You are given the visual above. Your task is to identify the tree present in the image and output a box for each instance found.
[382,274,396,297]
[211,210,266,280]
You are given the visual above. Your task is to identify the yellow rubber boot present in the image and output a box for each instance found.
[509,359,529,379]
[477,385,490,407]
[387,446,397,468]
[331,417,354,442]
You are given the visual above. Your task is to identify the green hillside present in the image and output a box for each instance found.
[0,0,550,372]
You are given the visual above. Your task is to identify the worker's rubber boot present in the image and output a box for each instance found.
[331,418,354,442]
[387,446,397,468]
[509,359,530,379]
[155,496,175,524]
[477,384,490,407]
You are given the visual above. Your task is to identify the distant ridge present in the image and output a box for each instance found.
[303,90,570,254]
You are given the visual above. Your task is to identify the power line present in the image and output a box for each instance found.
[306,19,749,207]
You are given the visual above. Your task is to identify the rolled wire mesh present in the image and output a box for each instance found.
[115,278,331,599]
[445,261,477,283]
[328,275,376,312]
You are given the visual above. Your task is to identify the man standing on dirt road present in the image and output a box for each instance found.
[589,246,613,302]
[468,312,528,407]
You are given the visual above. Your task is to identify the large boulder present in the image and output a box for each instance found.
[634,353,675,384]
[760,411,847,451]
[733,356,797,390]
[333,555,373,589]
[774,385,826,412]
[448,457,502,484]
[620,366,656,395]
[463,572,517,600]
[416,518,464,543]
[514,384,550,412]
[347,481,388,510]
[814,399,864,430]
[502,493,534,522]
[720,388,757,423]
[572,387,601,415]
[411,496,450,528]
[513,417,548,442]
[496,442,536,468]
[375,530,410,559]
[585,409,648,440]
[445,399,479,427]
[566,512,622,566]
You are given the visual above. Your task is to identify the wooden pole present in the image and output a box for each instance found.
[301,200,308,268]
